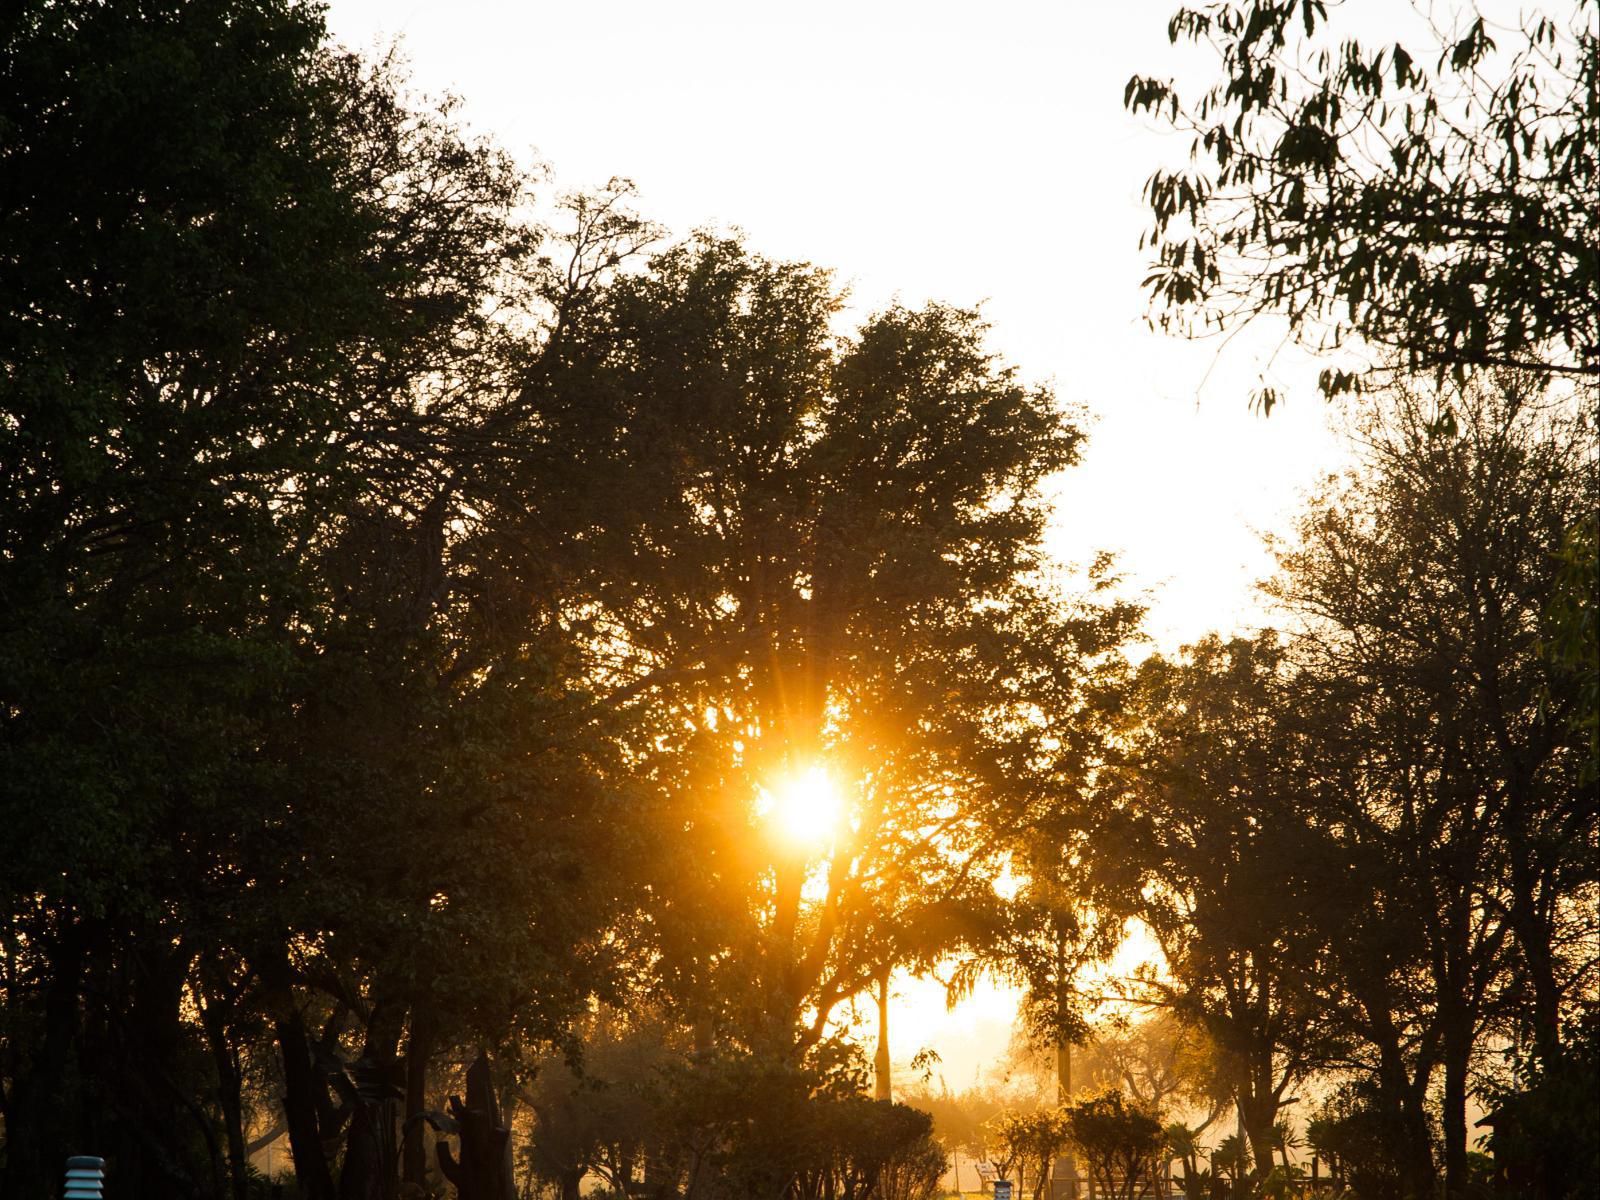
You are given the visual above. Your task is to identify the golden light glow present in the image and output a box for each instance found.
[761,764,842,848]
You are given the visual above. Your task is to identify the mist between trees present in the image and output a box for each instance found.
[1,3,1594,1200]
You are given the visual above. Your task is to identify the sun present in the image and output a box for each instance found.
[761,764,843,848]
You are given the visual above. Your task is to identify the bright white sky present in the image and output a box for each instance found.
[322,0,1353,1092]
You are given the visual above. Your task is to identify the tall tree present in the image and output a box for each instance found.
[0,2,412,1191]
[533,233,1140,1059]
[1107,633,1340,1180]
[0,6,631,1197]
[1269,375,1598,1195]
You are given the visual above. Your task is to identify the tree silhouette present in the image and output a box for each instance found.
[1127,1,1598,404]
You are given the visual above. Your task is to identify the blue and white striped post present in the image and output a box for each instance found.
[63,1156,105,1200]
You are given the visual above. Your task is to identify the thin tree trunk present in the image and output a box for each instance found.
[404,1009,434,1189]
[873,968,892,1101]
[200,990,251,1200]
[1504,792,1564,1066]
[1057,1021,1079,1200]
[1441,1006,1471,1200]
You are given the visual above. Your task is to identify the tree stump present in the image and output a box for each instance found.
[436,1053,515,1200]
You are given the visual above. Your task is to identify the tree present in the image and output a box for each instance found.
[989,1107,1072,1200]
[1126,0,1599,403]
[1164,1122,1210,1200]
[524,1016,680,1200]
[1062,1090,1166,1200]
[1479,1009,1600,1200]
[997,1001,1231,1198]
[996,796,1123,1107]
[1104,634,1340,1180]
[1210,1133,1253,1196]
[1305,1083,1418,1200]
[1268,649,1473,1200]
[899,1079,1011,1179]
[536,233,1140,1060]
[578,1036,944,1200]
[1078,1012,1231,1124]
[1268,374,1598,1196]
[876,1133,948,1200]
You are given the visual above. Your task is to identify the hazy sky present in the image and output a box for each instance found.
[321,0,1352,1087]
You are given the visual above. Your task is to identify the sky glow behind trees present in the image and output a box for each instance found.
[322,0,1353,651]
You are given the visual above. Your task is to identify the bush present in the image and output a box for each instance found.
[876,1132,949,1200]
[1063,1090,1164,1200]
[1479,1012,1600,1200]
[1305,1085,1421,1200]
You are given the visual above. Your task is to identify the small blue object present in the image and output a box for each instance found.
[64,1156,105,1200]
[993,1181,1013,1200]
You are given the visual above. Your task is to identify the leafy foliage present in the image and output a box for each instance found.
[0,5,1144,1200]
[1062,1090,1165,1200]
[1305,1083,1420,1200]
[1127,0,1599,402]
[534,232,1140,1058]
[987,1107,1071,1200]
[1103,632,1337,1177]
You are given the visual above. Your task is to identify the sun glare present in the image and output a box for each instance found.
[763,764,842,848]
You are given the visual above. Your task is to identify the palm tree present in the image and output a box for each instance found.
[1270,1119,1299,1173]
[1211,1135,1252,1199]
[1164,1123,1208,1200]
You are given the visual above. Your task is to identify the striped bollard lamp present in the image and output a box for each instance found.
[64,1156,105,1200]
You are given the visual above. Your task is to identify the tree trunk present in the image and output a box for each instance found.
[1504,791,1564,1066]
[274,1008,339,1200]
[404,1010,434,1190]
[1441,1005,1471,1200]
[0,921,86,1200]
[1057,1030,1080,1199]
[873,968,892,1101]
[1237,1066,1278,1189]
[1366,995,1437,1198]
[1398,1076,1437,1199]
[120,937,212,1199]
[770,853,806,1050]
[200,987,251,1200]
[342,1001,405,1200]
[435,1052,516,1200]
